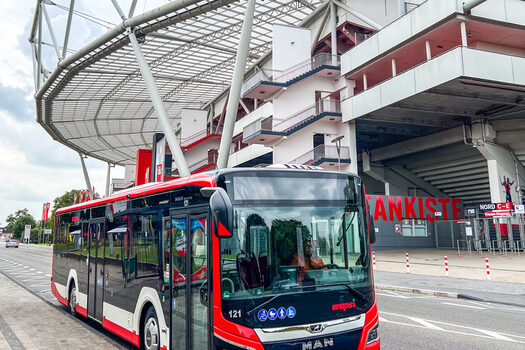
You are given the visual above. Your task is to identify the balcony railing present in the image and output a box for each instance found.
[290,144,350,166]
[242,100,341,141]
[274,53,341,84]
[241,53,341,96]
[273,99,341,133]
[241,69,282,96]
[180,130,221,147]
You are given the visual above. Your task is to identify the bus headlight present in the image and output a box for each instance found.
[366,322,379,344]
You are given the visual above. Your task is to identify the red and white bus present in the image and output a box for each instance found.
[52,167,380,350]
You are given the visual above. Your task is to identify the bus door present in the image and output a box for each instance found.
[166,208,210,350]
[88,219,106,321]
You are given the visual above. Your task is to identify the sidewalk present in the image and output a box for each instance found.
[373,249,525,307]
[0,273,118,349]
[375,271,525,307]
[374,249,525,283]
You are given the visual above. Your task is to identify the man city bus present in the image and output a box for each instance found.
[51,166,380,350]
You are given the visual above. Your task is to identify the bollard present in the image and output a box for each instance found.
[444,256,449,277]
[485,257,490,280]
[372,251,376,270]
[406,252,410,273]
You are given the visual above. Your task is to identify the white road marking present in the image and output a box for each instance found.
[407,317,444,331]
[468,301,493,308]
[23,266,29,269]
[29,268,35,271]
[380,311,525,344]
[442,302,487,310]
[45,274,51,277]
[475,329,514,341]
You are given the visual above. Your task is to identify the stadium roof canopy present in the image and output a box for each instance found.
[31,0,326,166]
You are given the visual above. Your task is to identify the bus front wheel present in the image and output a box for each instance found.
[143,307,160,350]
[69,283,77,317]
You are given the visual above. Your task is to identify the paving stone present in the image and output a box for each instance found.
[0,273,119,349]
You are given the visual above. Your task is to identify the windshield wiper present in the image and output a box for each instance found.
[319,282,366,302]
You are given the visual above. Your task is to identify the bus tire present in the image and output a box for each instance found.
[69,282,77,317]
[142,306,160,350]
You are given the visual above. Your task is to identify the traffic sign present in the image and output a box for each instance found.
[515,205,525,214]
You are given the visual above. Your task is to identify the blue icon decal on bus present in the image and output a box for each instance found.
[258,309,268,322]
[268,308,277,320]
[287,306,296,319]
[278,307,286,319]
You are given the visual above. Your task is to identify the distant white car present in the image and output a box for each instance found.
[6,240,19,248]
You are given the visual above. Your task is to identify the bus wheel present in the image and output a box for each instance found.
[69,283,77,316]
[143,307,160,350]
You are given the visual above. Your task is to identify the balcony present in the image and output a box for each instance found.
[242,53,341,99]
[289,144,350,168]
[242,99,341,144]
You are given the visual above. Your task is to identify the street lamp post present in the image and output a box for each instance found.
[331,135,344,171]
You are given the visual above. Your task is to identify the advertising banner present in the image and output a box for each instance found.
[24,224,31,241]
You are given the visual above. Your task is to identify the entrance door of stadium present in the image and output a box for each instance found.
[88,219,105,321]
[168,208,210,350]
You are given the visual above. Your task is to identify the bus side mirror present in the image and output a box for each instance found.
[202,187,233,238]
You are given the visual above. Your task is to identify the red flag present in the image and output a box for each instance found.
[80,191,84,203]
[92,187,95,200]
[86,189,90,202]
[74,193,78,205]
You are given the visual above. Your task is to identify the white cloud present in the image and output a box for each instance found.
[0,0,175,225]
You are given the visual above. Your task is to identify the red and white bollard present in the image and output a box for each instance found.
[444,256,449,277]
[485,257,491,280]
[406,252,410,273]
[372,251,376,270]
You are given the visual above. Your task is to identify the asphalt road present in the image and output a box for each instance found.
[1,243,525,349]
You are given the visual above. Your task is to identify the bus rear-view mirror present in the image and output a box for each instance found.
[201,187,233,238]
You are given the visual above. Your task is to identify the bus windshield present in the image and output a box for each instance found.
[220,172,373,313]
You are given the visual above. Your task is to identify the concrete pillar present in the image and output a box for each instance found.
[425,40,431,60]
[363,74,368,90]
[345,121,358,174]
[391,58,397,77]
[472,123,525,204]
[460,21,468,47]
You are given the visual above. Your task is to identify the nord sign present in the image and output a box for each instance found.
[479,202,514,212]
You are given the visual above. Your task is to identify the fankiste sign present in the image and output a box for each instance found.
[365,195,463,222]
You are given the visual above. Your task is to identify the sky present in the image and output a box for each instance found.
[0,0,167,225]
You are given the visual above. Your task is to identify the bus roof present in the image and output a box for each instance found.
[55,167,358,215]
[55,173,215,215]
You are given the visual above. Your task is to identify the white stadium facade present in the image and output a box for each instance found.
[31,0,525,251]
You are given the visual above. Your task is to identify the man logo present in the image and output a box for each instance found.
[302,338,334,350]
[307,324,325,333]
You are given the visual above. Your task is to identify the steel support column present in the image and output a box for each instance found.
[79,153,93,191]
[332,0,382,31]
[37,3,42,90]
[311,5,330,52]
[217,0,256,169]
[330,0,337,57]
[105,163,112,197]
[129,31,190,177]
[42,4,61,60]
[62,0,75,59]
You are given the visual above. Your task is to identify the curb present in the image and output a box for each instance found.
[376,284,525,308]
[376,284,459,299]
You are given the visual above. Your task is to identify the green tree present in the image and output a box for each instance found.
[46,189,100,229]
[6,209,37,241]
